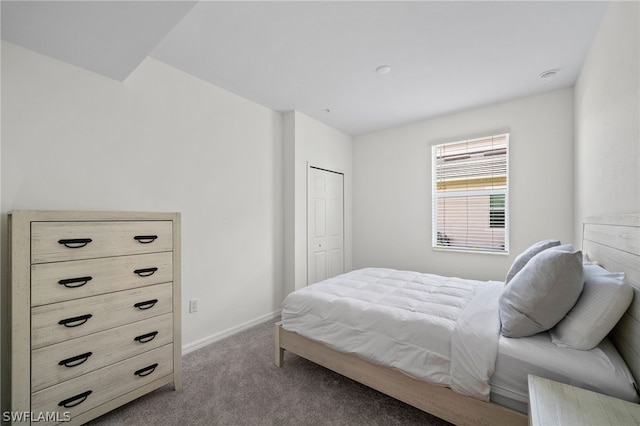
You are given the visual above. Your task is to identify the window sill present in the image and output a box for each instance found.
[432,246,509,256]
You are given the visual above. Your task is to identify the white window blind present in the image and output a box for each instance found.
[432,134,509,253]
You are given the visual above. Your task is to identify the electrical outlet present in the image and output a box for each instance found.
[189,298,198,313]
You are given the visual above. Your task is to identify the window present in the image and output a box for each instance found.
[432,134,509,253]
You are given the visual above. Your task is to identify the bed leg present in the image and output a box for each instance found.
[275,322,284,367]
[276,347,285,367]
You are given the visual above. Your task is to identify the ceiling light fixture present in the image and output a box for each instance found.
[375,65,391,75]
[539,69,559,80]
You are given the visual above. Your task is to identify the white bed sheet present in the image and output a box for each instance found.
[281,268,503,401]
[490,332,640,413]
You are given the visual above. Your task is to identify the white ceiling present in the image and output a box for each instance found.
[1,1,608,136]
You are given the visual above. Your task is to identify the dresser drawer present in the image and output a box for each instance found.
[31,344,173,421]
[32,283,173,349]
[31,252,173,306]
[31,221,172,264]
[32,313,174,392]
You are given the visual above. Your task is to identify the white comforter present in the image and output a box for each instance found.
[281,268,504,401]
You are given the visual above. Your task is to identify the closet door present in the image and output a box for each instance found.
[307,166,344,285]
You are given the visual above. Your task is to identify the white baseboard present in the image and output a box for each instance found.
[181,310,281,355]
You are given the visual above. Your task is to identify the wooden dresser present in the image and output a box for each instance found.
[8,210,182,425]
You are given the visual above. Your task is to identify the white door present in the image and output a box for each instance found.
[308,166,344,285]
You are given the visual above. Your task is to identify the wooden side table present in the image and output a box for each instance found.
[528,375,639,426]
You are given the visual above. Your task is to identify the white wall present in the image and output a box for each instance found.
[574,0,639,242]
[283,111,353,294]
[353,89,575,281]
[1,41,285,360]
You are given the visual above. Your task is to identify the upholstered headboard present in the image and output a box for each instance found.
[582,214,640,385]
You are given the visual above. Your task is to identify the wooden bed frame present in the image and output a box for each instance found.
[275,214,640,426]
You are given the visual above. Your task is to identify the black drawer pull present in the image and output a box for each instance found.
[58,276,93,288]
[134,267,158,277]
[134,363,158,377]
[134,331,159,343]
[134,299,158,310]
[58,238,92,248]
[134,235,158,244]
[58,314,92,328]
[58,390,92,408]
[58,352,93,368]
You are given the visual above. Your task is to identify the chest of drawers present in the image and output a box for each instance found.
[9,210,182,425]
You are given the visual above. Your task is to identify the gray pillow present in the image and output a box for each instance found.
[505,239,561,284]
[500,248,584,338]
[550,264,633,350]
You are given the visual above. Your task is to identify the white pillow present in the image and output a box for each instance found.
[500,247,583,338]
[550,264,633,350]
[505,239,561,284]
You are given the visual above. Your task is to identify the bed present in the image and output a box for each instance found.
[274,214,640,425]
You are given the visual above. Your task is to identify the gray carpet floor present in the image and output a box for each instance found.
[87,319,453,425]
